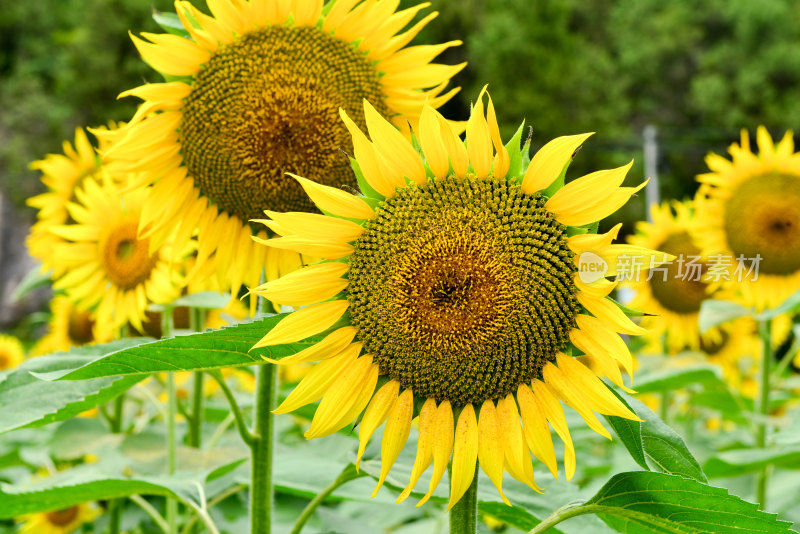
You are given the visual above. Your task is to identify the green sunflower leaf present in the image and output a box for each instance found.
[605,389,706,482]
[0,460,236,518]
[9,266,52,302]
[569,471,793,534]
[41,314,318,381]
[0,340,147,434]
[703,446,800,479]
[699,299,752,333]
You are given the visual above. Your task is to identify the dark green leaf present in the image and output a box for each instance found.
[699,300,752,333]
[46,314,319,381]
[0,341,147,434]
[603,389,649,471]
[584,471,792,533]
[505,121,526,182]
[704,446,800,478]
[481,501,564,533]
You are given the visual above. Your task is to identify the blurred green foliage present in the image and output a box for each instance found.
[3,0,800,224]
[0,0,172,208]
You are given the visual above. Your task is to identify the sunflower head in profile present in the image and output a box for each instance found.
[626,200,723,353]
[16,503,99,534]
[249,90,662,507]
[104,0,465,300]
[0,334,25,371]
[27,127,118,278]
[49,174,185,334]
[31,295,113,356]
[694,127,800,311]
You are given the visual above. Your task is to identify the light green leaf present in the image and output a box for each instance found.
[581,471,792,534]
[633,364,724,393]
[0,341,147,434]
[481,501,563,533]
[703,446,800,478]
[47,314,320,381]
[699,299,752,333]
[505,121,526,182]
[10,266,52,302]
[756,288,800,320]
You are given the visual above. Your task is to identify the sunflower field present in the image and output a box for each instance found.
[2,1,800,533]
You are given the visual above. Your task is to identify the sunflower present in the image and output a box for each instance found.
[250,91,661,507]
[49,174,185,333]
[103,0,465,301]
[31,295,114,356]
[694,127,800,311]
[27,126,119,278]
[0,334,25,371]
[16,503,99,534]
[626,200,723,353]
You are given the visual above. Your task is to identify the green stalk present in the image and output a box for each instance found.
[290,467,364,534]
[108,394,125,534]
[659,390,669,424]
[756,318,773,510]
[188,308,205,448]
[449,466,479,534]
[250,363,276,534]
[527,501,593,534]
[163,309,179,534]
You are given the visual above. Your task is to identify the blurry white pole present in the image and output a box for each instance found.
[643,124,660,222]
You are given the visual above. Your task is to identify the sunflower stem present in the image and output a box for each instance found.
[163,309,179,534]
[108,394,125,534]
[449,466,479,534]
[659,390,670,424]
[188,307,205,449]
[250,363,276,534]
[756,318,773,510]
[290,465,364,534]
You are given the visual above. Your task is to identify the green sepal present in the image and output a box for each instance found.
[504,121,526,184]
[349,157,384,200]
[609,297,650,317]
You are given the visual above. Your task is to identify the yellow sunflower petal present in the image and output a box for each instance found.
[397,398,437,503]
[477,399,508,505]
[522,133,594,194]
[356,380,400,470]
[251,300,348,348]
[516,384,559,480]
[417,399,454,507]
[465,88,492,179]
[447,404,479,511]
[371,388,414,497]
[530,379,576,480]
[289,173,376,219]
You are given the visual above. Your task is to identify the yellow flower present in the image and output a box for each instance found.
[627,200,722,353]
[103,0,465,304]
[0,334,25,371]
[31,295,113,356]
[16,503,99,534]
[694,127,800,311]
[27,126,119,278]
[250,90,658,508]
[49,175,185,333]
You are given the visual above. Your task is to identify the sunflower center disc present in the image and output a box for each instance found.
[67,309,95,345]
[347,176,580,405]
[0,352,8,369]
[100,221,157,290]
[181,25,388,220]
[648,232,709,314]
[724,174,800,275]
[46,507,79,527]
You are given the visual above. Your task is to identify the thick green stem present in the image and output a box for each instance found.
[660,390,669,423]
[163,310,178,534]
[756,318,773,510]
[108,395,124,534]
[188,308,205,449]
[250,363,276,534]
[449,467,479,534]
[291,468,364,534]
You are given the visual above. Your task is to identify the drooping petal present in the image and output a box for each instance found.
[371,389,414,497]
[397,398,437,502]
[357,380,400,469]
[417,400,454,506]
[447,404,479,511]
[477,400,508,504]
